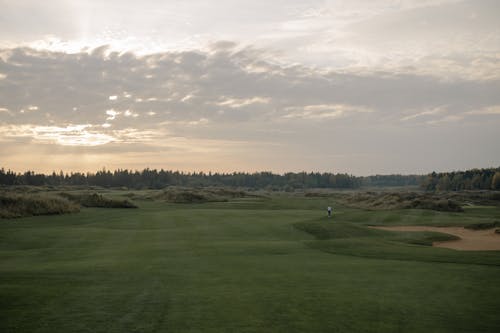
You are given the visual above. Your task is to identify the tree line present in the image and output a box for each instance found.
[2,167,498,190]
[0,168,423,189]
[421,168,500,191]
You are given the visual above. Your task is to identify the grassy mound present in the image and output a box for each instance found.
[0,192,80,218]
[155,187,251,203]
[291,220,492,266]
[446,191,500,206]
[293,220,382,240]
[59,192,138,208]
[340,192,464,212]
[155,189,220,203]
[464,221,500,230]
[293,220,458,245]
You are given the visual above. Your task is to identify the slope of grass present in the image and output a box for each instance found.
[291,219,500,266]
[464,221,500,230]
[151,187,255,203]
[294,219,460,244]
[1,193,500,332]
[338,191,465,212]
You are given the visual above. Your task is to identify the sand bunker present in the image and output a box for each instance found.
[370,226,500,251]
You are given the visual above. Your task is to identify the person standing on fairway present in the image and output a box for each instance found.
[327,206,332,218]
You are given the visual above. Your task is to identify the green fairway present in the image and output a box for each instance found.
[1,194,500,332]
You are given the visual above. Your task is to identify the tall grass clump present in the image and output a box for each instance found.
[154,187,251,203]
[59,192,138,208]
[340,192,464,212]
[0,192,80,218]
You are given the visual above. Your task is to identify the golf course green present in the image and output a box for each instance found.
[1,192,500,332]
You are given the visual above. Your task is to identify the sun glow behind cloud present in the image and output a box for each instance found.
[0,123,171,147]
[0,124,113,146]
[1,0,496,78]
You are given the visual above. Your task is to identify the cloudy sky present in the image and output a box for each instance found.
[1,0,499,175]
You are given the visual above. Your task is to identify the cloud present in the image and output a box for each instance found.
[0,45,498,130]
[400,106,449,121]
[215,96,270,108]
[283,104,373,120]
[1,1,498,84]
[0,124,114,146]
[1,45,498,114]
[0,44,499,174]
[426,115,464,125]
[269,0,500,81]
[106,109,120,120]
[465,105,500,115]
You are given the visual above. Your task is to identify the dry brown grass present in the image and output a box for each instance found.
[338,191,464,212]
[0,192,80,218]
[153,187,251,203]
[59,192,138,208]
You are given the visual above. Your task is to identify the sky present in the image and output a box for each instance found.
[0,0,499,175]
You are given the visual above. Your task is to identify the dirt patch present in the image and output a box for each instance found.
[370,225,500,251]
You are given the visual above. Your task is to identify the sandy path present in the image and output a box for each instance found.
[370,226,500,251]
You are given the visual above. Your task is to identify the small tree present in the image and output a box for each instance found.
[436,175,451,191]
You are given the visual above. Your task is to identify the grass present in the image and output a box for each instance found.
[337,191,465,212]
[464,221,500,230]
[294,219,460,245]
[0,192,80,218]
[1,190,500,332]
[151,187,255,203]
[59,192,138,208]
[0,190,137,219]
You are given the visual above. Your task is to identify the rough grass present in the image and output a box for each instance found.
[153,187,252,203]
[338,191,464,212]
[0,192,80,218]
[448,191,500,206]
[464,221,500,230]
[59,192,138,208]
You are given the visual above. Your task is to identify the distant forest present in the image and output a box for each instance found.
[422,168,500,191]
[0,167,499,190]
